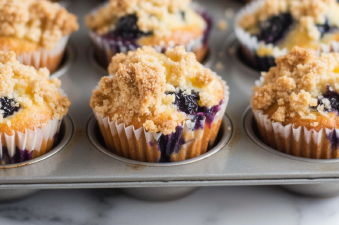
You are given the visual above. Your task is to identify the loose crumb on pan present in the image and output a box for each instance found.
[0,51,70,122]
[90,46,224,134]
[252,46,339,122]
[0,0,79,49]
[225,8,234,19]
[218,20,228,31]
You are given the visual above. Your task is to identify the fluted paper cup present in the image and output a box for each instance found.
[0,118,62,164]
[1,36,70,74]
[253,109,339,159]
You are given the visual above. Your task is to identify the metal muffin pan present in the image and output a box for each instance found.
[2,0,339,201]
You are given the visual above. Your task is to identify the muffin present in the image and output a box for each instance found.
[252,47,339,159]
[0,0,79,73]
[0,51,70,164]
[235,0,339,71]
[90,46,228,163]
[85,0,212,67]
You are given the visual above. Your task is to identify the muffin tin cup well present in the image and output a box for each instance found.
[87,114,232,167]
[243,107,339,197]
[0,115,74,201]
[0,115,74,169]
[50,43,76,79]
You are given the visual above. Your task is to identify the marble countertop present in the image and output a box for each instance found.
[0,186,339,225]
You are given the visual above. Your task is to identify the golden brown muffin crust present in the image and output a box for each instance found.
[0,0,79,49]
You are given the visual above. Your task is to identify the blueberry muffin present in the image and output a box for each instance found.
[0,0,79,73]
[85,0,212,67]
[90,46,228,162]
[235,0,339,71]
[252,47,339,159]
[0,51,70,164]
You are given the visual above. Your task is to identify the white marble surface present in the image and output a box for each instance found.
[0,186,339,225]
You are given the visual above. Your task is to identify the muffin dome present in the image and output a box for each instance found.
[252,46,339,130]
[91,46,224,135]
[0,0,79,52]
[0,51,70,135]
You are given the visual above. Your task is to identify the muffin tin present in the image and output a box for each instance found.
[2,0,339,201]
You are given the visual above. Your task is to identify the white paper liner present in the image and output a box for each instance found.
[94,74,229,163]
[252,77,339,159]
[234,1,339,66]
[86,2,209,67]
[0,118,62,164]
[1,36,69,74]
[253,109,339,159]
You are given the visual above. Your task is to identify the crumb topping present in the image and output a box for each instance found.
[0,0,79,49]
[239,0,339,41]
[91,46,224,134]
[0,51,70,122]
[85,0,205,37]
[252,47,339,122]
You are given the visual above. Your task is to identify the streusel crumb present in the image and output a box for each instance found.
[252,46,339,122]
[91,46,224,134]
[0,0,79,49]
[0,51,70,120]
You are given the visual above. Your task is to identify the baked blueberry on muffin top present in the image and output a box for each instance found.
[90,46,227,162]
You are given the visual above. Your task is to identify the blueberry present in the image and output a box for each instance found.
[113,15,152,39]
[322,89,339,112]
[166,90,200,115]
[256,13,293,44]
[0,97,20,118]
[180,11,186,20]
[316,20,338,37]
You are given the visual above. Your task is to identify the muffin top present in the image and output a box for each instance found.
[239,0,339,51]
[0,51,70,135]
[85,0,206,39]
[90,46,224,135]
[252,47,339,130]
[0,0,79,49]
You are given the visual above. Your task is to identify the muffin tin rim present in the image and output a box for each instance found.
[243,106,339,164]
[0,114,75,169]
[87,113,233,167]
